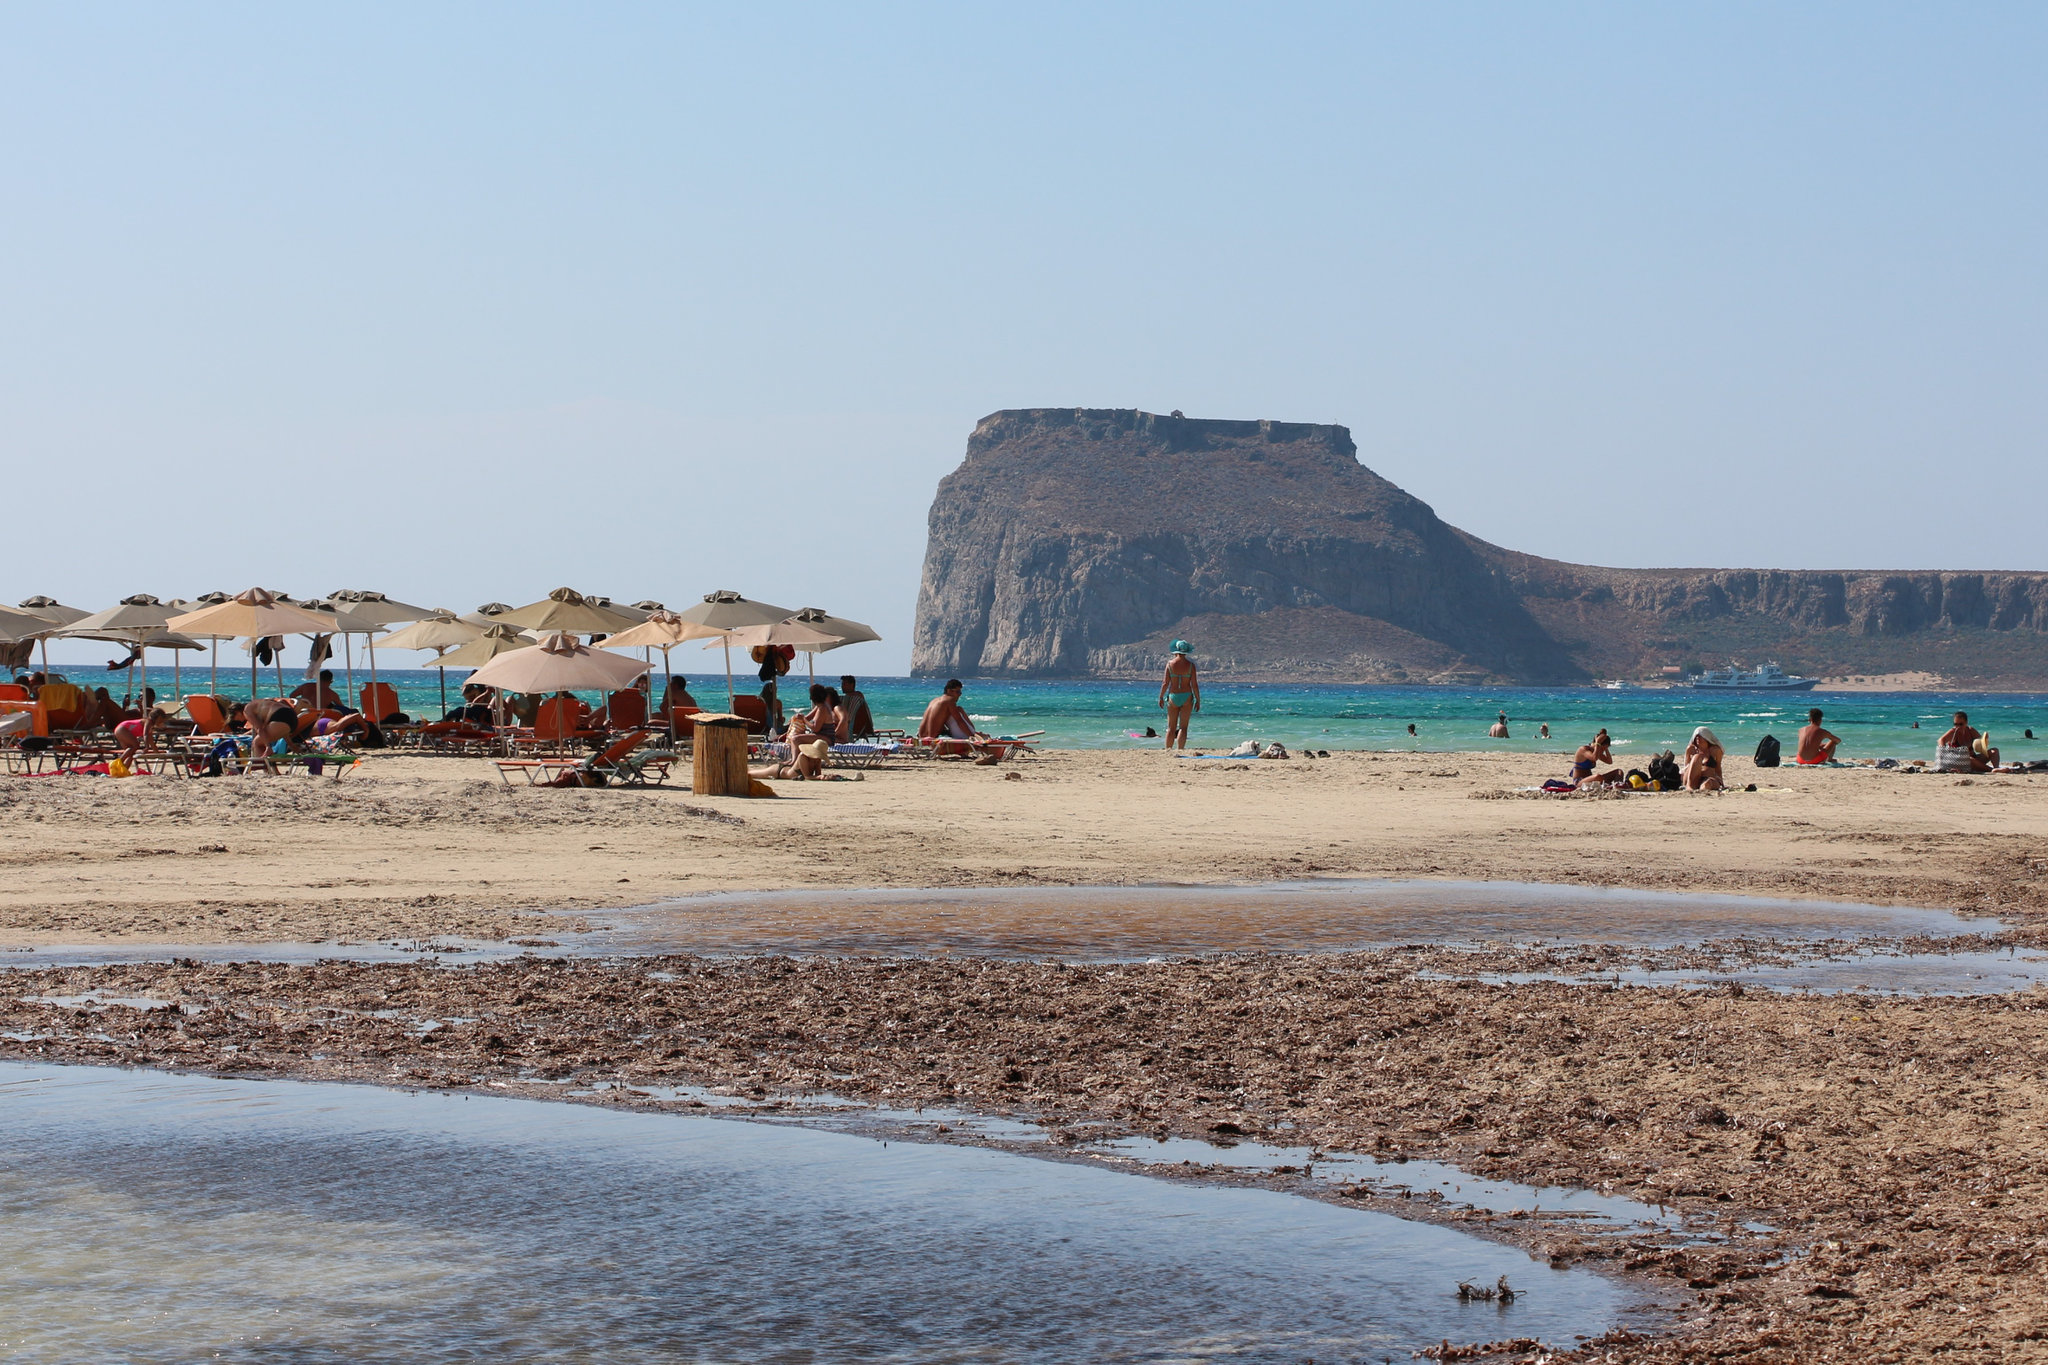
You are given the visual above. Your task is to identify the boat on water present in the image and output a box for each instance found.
[1684,662,1820,691]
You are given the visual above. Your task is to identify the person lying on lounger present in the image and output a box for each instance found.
[1939,712,1998,773]
[1796,709,1841,765]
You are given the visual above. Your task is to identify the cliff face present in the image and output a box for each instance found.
[912,409,2048,686]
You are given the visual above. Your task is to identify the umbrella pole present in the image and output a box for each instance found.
[250,639,258,703]
[173,649,181,707]
[437,653,447,717]
[368,639,379,723]
[723,638,735,712]
[344,636,355,709]
[808,651,815,688]
[210,639,218,697]
[661,645,673,743]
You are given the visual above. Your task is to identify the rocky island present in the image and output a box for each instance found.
[913,408,2048,686]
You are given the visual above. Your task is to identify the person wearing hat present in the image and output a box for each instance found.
[1158,640,1200,750]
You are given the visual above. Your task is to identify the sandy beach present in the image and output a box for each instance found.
[1,748,2043,946]
[4,747,2046,1361]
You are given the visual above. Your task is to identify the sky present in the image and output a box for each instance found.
[5,4,2044,673]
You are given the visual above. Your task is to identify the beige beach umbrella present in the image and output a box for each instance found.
[785,607,880,686]
[378,613,484,716]
[324,590,430,718]
[0,605,52,643]
[709,620,844,715]
[603,610,731,739]
[63,595,188,709]
[431,624,533,670]
[14,596,89,679]
[672,591,797,710]
[464,632,649,694]
[497,588,644,637]
[168,589,338,701]
[459,602,517,628]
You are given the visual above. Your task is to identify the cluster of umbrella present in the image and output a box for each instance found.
[0,587,878,719]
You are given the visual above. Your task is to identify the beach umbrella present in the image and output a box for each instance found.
[15,597,88,679]
[165,592,230,695]
[603,610,730,740]
[785,606,880,684]
[709,620,843,715]
[431,625,533,669]
[463,632,650,694]
[62,595,185,710]
[169,589,336,702]
[672,591,796,711]
[325,590,430,721]
[378,613,484,715]
[497,588,644,638]
[459,602,517,629]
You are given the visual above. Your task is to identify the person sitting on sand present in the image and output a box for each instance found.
[1490,712,1510,739]
[1796,709,1841,765]
[1682,726,1725,791]
[291,669,346,713]
[1157,641,1200,751]
[1939,711,1998,773]
[1571,730,1625,787]
[839,675,875,738]
[751,734,830,781]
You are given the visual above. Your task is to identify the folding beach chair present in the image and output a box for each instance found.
[602,689,648,730]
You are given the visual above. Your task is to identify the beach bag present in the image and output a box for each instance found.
[1753,735,1781,768]
[1647,753,1682,790]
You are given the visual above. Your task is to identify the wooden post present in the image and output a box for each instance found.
[691,714,757,796]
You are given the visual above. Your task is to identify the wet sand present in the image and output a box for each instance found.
[5,953,2047,1362]
[3,747,2047,1361]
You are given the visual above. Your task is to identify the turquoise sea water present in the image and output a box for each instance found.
[77,665,2048,763]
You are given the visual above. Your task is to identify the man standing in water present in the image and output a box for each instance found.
[1490,712,1510,739]
[1158,641,1200,750]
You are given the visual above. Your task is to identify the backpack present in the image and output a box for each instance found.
[1754,734,1781,768]
[1647,752,1682,790]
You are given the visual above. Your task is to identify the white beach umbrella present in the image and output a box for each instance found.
[325,590,430,720]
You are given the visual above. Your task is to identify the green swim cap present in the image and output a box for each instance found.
[1170,639,1191,655]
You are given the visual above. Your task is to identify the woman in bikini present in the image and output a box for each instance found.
[1571,729,1624,787]
[1158,642,1200,750]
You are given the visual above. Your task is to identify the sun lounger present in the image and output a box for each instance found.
[494,730,668,787]
[824,739,903,769]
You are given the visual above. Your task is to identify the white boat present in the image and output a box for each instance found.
[1684,662,1819,691]
[1599,679,1640,690]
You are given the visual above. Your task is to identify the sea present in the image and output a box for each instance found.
[79,664,2048,763]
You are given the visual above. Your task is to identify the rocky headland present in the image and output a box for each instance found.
[912,408,2048,686]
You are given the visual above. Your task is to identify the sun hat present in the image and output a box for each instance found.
[1170,639,1191,655]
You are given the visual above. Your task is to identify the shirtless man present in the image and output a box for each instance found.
[1157,641,1199,750]
[1490,712,1510,739]
[1571,729,1625,787]
[839,675,875,738]
[1796,708,1841,765]
[919,679,987,752]
[291,669,346,713]
[1940,711,1998,773]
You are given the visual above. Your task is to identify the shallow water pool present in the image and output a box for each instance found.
[0,1062,1648,1362]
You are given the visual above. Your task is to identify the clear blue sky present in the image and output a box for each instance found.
[7,4,2043,673]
